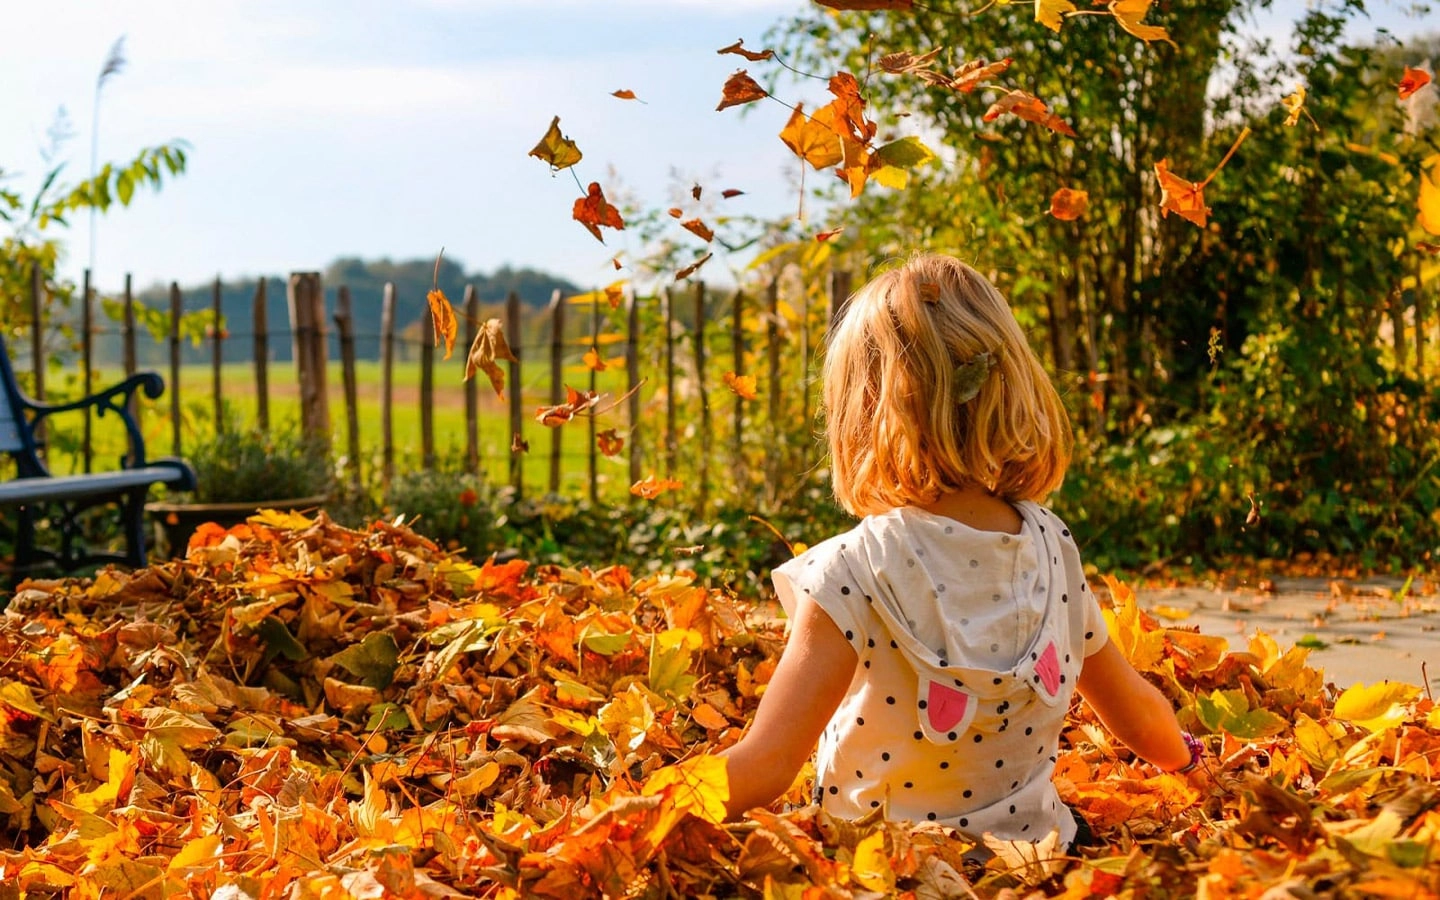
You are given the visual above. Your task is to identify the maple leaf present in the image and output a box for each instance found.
[1036,0,1076,32]
[597,429,624,457]
[631,475,685,499]
[814,0,913,8]
[681,218,715,242]
[779,103,844,170]
[723,371,758,399]
[879,48,943,74]
[612,89,639,100]
[717,38,774,62]
[465,318,520,398]
[675,252,713,281]
[983,90,1077,137]
[583,347,607,372]
[427,289,457,360]
[536,385,601,427]
[716,70,768,111]
[1049,187,1089,220]
[528,116,582,171]
[1154,160,1210,227]
[1399,66,1432,100]
[573,182,625,243]
[1109,0,1174,44]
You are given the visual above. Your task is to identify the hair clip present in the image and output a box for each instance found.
[952,351,997,403]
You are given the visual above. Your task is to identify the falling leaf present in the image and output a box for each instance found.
[573,182,625,243]
[716,70,768,111]
[668,207,684,218]
[779,103,844,170]
[1418,241,1440,254]
[723,371,758,399]
[1035,0,1076,32]
[465,318,520,398]
[944,58,1013,93]
[918,281,940,303]
[983,90,1077,137]
[691,184,703,201]
[681,218,715,242]
[597,429,625,457]
[815,0,913,8]
[631,475,686,499]
[1109,0,1174,44]
[528,116,582,171]
[427,290,457,360]
[1154,159,1211,227]
[604,284,626,309]
[536,385,601,427]
[612,89,639,100]
[612,255,624,270]
[1048,187,1089,220]
[675,252,713,281]
[583,347,607,372]
[511,432,529,453]
[721,188,745,198]
[879,48,943,74]
[1281,85,1308,127]
[1399,67,1432,100]
[814,227,845,242]
[1419,164,1440,236]
[717,38,774,61]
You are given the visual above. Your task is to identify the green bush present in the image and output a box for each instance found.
[185,424,335,504]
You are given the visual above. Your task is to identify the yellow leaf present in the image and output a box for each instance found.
[583,347,607,372]
[779,102,844,171]
[528,115,582,170]
[248,508,316,530]
[1419,164,1440,236]
[1109,0,1174,44]
[0,680,51,720]
[850,830,895,892]
[1036,0,1076,31]
[448,762,500,799]
[427,289,457,360]
[641,754,729,825]
[724,371,758,400]
[1333,681,1420,732]
[168,834,223,873]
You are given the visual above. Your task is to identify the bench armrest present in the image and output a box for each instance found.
[24,372,166,468]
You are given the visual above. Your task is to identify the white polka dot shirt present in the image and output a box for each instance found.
[771,502,1108,844]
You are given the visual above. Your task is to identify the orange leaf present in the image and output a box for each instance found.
[1154,159,1210,227]
[946,58,1012,94]
[631,475,686,499]
[597,429,625,457]
[511,432,530,454]
[692,184,703,201]
[612,89,639,100]
[668,207,684,218]
[573,182,625,243]
[779,102,844,170]
[716,70,768,111]
[675,252,713,281]
[583,347,607,372]
[604,284,625,309]
[1109,0,1174,45]
[827,72,876,144]
[983,89,1077,136]
[1048,187,1089,221]
[528,115,582,171]
[721,189,745,198]
[717,38,773,62]
[536,385,601,427]
[880,48,943,75]
[612,255,624,270]
[815,0,913,8]
[426,289,457,360]
[1399,66,1432,100]
[815,227,845,242]
[681,218,715,242]
[465,318,519,398]
[1418,241,1440,255]
[723,371,758,400]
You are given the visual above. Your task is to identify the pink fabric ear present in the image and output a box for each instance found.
[926,681,971,732]
[1036,642,1062,696]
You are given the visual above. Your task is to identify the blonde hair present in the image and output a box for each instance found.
[823,253,1072,517]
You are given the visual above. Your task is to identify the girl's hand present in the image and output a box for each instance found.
[720,595,858,818]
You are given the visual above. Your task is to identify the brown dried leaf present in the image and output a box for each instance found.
[465,318,519,398]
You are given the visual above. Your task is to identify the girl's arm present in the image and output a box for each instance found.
[720,595,858,818]
[1075,640,1192,770]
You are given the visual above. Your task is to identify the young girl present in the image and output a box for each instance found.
[722,254,1196,844]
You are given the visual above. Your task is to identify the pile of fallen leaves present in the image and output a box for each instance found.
[1,511,1439,898]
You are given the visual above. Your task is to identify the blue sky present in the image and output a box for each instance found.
[1,0,1428,297]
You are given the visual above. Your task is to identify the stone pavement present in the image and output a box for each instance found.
[1135,575,1440,689]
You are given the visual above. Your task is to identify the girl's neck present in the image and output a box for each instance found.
[917,484,1024,536]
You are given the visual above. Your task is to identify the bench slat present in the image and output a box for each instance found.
[0,383,21,454]
[0,467,191,505]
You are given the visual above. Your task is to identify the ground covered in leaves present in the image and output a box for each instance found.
[0,511,1438,898]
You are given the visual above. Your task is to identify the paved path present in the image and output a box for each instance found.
[1136,576,1439,688]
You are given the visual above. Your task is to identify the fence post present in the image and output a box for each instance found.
[81,268,93,473]
[765,277,781,499]
[212,275,225,431]
[626,289,641,488]
[828,269,852,340]
[548,288,564,494]
[420,291,436,470]
[169,282,183,457]
[663,286,677,479]
[1416,255,1427,374]
[464,285,480,476]
[334,286,362,488]
[506,290,523,496]
[730,288,745,482]
[253,279,270,432]
[29,263,45,455]
[287,272,330,447]
[588,290,600,504]
[122,273,137,431]
[693,281,710,510]
[380,282,396,489]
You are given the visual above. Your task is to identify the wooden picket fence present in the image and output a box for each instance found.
[15,265,857,510]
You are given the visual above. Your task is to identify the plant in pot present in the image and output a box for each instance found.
[147,423,335,557]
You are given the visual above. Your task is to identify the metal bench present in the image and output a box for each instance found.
[0,333,196,575]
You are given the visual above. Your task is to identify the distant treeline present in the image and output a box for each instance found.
[114,256,578,366]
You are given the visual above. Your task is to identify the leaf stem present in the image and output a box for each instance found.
[1200,126,1252,189]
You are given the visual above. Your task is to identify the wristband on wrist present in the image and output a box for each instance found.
[1175,731,1204,773]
